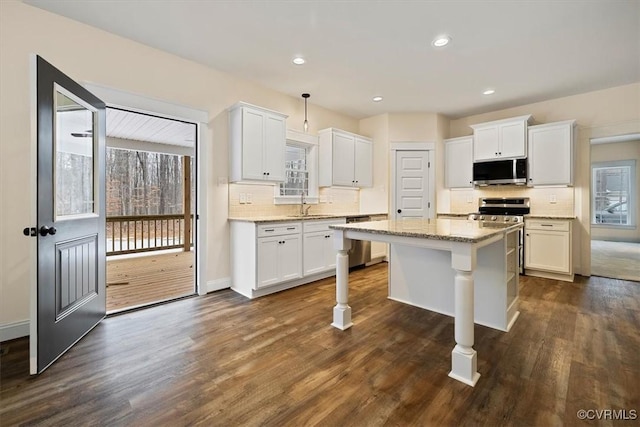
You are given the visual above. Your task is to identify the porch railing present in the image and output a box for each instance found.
[106,214,193,256]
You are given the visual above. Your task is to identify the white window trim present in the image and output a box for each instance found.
[591,159,636,228]
[274,131,319,205]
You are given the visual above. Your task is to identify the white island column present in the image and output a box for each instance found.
[449,243,481,386]
[331,229,353,330]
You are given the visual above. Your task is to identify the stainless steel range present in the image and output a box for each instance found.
[468,198,530,273]
[467,197,530,223]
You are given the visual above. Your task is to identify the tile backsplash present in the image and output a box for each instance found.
[449,186,575,216]
[228,184,359,217]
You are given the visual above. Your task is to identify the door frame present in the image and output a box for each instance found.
[390,142,436,220]
[83,83,210,297]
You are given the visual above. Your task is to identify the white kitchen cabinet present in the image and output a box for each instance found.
[524,219,573,281]
[319,128,372,187]
[230,217,345,298]
[303,218,346,275]
[471,115,532,162]
[228,102,287,183]
[444,136,473,188]
[528,120,576,186]
[256,228,302,289]
[256,234,302,289]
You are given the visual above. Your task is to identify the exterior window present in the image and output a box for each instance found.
[592,161,635,226]
[279,144,309,196]
[274,134,318,205]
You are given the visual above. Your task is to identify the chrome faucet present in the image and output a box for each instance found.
[300,192,311,216]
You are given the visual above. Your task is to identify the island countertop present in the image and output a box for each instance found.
[330,218,523,243]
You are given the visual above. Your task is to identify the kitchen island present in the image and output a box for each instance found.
[329,218,523,386]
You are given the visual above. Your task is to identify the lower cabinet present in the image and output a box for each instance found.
[524,219,573,281]
[257,234,302,288]
[303,231,336,275]
[230,217,346,298]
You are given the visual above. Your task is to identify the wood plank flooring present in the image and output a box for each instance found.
[106,250,195,312]
[2,264,639,426]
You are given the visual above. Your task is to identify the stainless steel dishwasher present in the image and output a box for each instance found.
[346,215,372,267]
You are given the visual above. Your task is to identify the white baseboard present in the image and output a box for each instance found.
[206,277,231,293]
[0,320,29,342]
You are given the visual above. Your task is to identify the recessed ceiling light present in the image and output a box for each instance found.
[483,89,496,95]
[372,96,383,102]
[292,57,305,65]
[432,35,451,47]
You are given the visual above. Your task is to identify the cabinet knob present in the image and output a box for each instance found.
[498,152,502,155]
[397,209,402,214]
[266,172,270,176]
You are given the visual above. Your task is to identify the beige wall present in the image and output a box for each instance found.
[590,140,640,242]
[0,2,358,329]
[448,83,640,275]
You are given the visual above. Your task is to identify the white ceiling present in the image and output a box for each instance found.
[26,0,640,119]
[107,108,196,147]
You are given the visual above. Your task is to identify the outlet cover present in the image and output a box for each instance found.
[550,194,557,204]
[239,193,246,204]
[246,193,252,204]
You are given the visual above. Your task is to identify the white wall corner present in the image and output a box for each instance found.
[0,320,29,342]
[207,277,231,293]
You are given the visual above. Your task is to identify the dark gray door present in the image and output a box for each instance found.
[32,56,106,374]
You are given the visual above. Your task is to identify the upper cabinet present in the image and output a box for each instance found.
[229,102,287,183]
[528,120,576,186]
[444,136,473,188]
[471,115,532,162]
[318,128,372,187]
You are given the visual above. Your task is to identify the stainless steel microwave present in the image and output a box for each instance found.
[472,158,527,186]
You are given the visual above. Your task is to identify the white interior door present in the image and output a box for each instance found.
[394,150,431,219]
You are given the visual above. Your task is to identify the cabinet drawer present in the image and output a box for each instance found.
[526,220,570,231]
[257,222,301,237]
[303,218,346,233]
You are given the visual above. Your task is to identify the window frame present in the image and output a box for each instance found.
[591,160,636,228]
[274,130,319,205]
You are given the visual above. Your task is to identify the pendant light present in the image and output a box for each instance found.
[302,93,310,132]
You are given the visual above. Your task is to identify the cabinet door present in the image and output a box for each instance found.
[324,231,336,270]
[525,230,570,273]
[528,124,572,186]
[303,232,327,275]
[257,236,280,288]
[241,109,266,181]
[279,235,303,282]
[499,121,526,158]
[263,114,286,182]
[354,137,373,187]
[332,133,356,186]
[473,126,499,161]
[445,137,473,188]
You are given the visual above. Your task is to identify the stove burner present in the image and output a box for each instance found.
[468,197,530,223]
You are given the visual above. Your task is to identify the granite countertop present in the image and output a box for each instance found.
[330,218,523,243]
[437,213,469,217]
[525,215,576,220]
[228,212,388,223]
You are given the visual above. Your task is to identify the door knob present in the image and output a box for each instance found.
[397,209,402,214]
[39,226,57,236]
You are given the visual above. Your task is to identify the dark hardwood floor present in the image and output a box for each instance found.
[1,263,639,426]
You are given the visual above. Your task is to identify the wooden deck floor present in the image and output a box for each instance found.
[106,250,195,312]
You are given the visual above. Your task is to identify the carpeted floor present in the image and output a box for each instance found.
[591,239,640,282]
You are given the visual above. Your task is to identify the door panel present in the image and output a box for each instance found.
[395,151,429,219]
[33,56,106,374]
